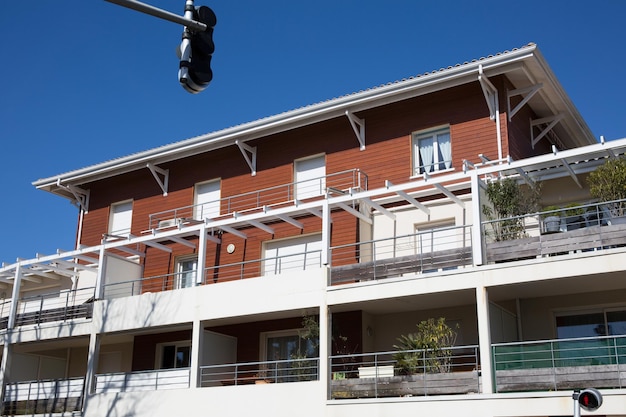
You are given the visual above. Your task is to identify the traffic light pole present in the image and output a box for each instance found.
[104,0,207,31]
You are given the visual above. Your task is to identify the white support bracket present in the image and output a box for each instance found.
[235,140,257,176]
[478,66,498,121]
[507,83,543,121]
[531,114,564,148]
[345,111,365,151]
[56,179,90,212]
[147,163,169,196]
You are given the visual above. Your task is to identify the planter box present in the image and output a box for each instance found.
[331,371,480,399]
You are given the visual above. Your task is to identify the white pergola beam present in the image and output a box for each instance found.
[275,214,304,230]
[169,236,197,249]
[246,219,274,234]
[552,146,582,189]
[386,181,430,215]
[360,197,395,220]
[336,202,372,224]
[219,225,248,240]
[143,240,174,253]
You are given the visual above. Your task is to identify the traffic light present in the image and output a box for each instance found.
[179,5,216,94]
[577,388,603,411]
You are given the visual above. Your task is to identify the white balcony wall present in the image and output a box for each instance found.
[96,267,326,332]
[104,255,142,290]
[84,380,324,417]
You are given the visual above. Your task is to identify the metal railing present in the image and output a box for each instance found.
[492,335,626,392]
[148,169,368,229]
[3,377,85,415]
[0,287,95,330]
[101,249,323,299]
[200,357,319,387]
[482,200,626,263]
[94,368,191,393]
[329,225,473,284]
[330,346,480,399]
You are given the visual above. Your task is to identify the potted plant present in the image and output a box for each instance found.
[541,205,562,233]
[588,157,626,224]
[393,317,458,374]
[482,178,541,241]
[564,203,586,230]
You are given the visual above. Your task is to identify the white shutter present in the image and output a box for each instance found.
[195,180,221,220]
[295,156,325,200]
[110,201,132,236]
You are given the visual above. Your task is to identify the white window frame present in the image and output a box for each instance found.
[155,340,192,369]
[262,234,323,276]
[412,126,452,176]
[194,179,221,220]
[260,328,317,362]
[175,256,198,289]
[109,200,133,237]
[294,155,326,200]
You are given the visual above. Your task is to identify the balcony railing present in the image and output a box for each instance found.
[329,225,473,284]
[3,377,85,415]
[0,287,95,330]
[94,368,191,393]
[492,335,626,392]
[102,250,323,299]
[199,357,319,387]
[483,200,626,263]
[148,168,368,230]
[330,346,480,399]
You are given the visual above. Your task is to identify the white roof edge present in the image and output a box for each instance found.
[33,43,591,194]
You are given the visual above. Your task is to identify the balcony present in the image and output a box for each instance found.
[493,335,626,392]
[2,377,85,415]
[94,368,191,394]
[329,225,473,285]
[148,168,368,230]
[482,200,626,264]
[329,345,480,399]
[200,357,319,387]
[0,287,95,331]
[102,249,322,299]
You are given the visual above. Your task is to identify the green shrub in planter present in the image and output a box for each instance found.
[588,157,626,218]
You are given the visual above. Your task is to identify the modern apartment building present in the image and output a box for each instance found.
[1,42,625,416]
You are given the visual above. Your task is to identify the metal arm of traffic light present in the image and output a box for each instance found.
[104,0,207,32]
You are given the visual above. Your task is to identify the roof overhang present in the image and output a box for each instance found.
[33,43,596,202]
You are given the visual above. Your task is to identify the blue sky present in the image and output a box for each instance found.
[0,0,624,265]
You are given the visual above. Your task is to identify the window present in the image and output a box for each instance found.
[194,179,221,220]
[412,126,451,175]
[157,341,191,369]
[294,155,326,200]
[176,257,197,289]
[262,329,318,362]
[263,234,322,276]
[556,308,626,339]
[109,200,133,237]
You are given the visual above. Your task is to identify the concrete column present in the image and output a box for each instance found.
[94,245,108,300]
[476,285,494,393]
[83,332,101,398]
[195,224,208,286]
[318,293,330,401]
[189,318,203,388]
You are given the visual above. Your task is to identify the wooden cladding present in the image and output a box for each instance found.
[78,76,526,278]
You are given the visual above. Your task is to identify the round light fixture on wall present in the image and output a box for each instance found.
[226,243,236,254]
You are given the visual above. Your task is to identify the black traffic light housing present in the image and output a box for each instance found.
[179,5,216,93]
[577,388,603,411]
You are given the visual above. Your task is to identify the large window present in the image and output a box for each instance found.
[194,179,221,220]
[263,234,322,276]
[412,126,451,175]
[175,257,197,289]
[556,308,626,339]
[109,200,133,237]
[156,341,191,369]
[294,155,326,200]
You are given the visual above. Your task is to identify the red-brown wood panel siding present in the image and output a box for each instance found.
[78,80,511,283]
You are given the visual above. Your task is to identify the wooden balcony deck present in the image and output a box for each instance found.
[485,222,626,263]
